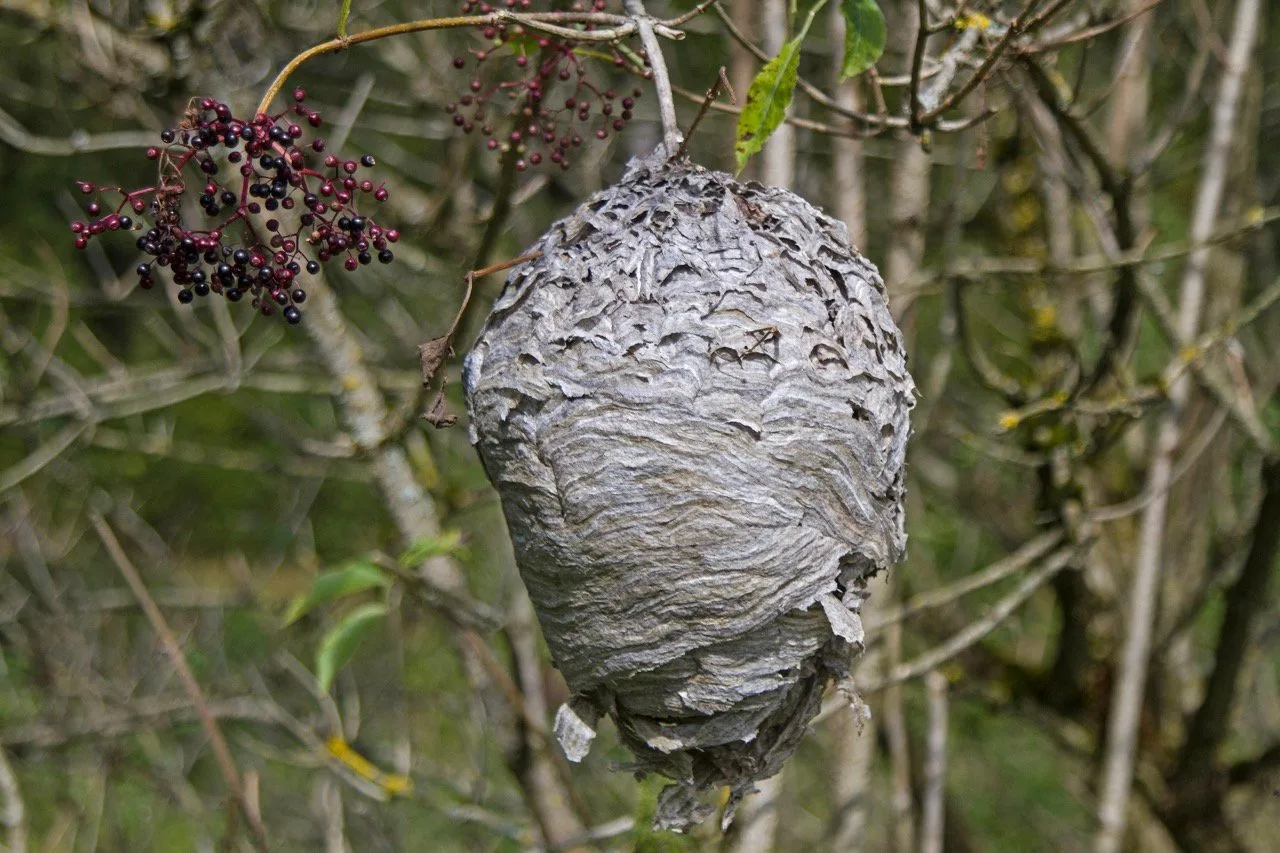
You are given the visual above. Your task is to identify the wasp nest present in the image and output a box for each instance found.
[464,149,914,831]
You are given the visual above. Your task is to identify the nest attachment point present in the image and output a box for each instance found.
[464,149,915,831]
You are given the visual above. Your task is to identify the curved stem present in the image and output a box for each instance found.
[258,16,488,116]
[257,11,642,117]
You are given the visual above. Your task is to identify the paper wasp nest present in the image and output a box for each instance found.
[464,150,914,831]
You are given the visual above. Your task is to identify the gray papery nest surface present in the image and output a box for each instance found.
[464,149,914,831]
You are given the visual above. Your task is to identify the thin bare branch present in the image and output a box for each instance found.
[673,67,732,161]
[624,0,682,153]
[920,671,949,853]
[867,545,1082,692]
[0,421,90,494]
[865,530,1065,633]
[0,745,27,853]
[1095,2,1263,849]
[90,513,269,853]
[0,105,155,155]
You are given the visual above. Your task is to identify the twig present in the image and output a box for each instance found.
[504,587,585,843]
[0,745,27,853]
[908,0,931,131]
[829,648,877,849]
[86,426,373,483]
[624,0,682,153]
[90,513,269,853]
[413,251,543,429]
[830,0,867,245]
[0,105,155,156]
[673,67,732,161]
[300,272,495,627]
[1088,410,1227,523]
[275,651,344,737]
[1026,0,1168,51]
[1175,459,1280,778]
[450,253,542,352]
[950,277,1023,402]
[1094,8,1262,846]
[0,421,91,494]
[0,696,277,748]
[758,0,794,189]
[667,82,992,139]
[1148,275,1280,455]
[900,205,1280,289]
[257,8,693,119]
[664,0,716,28]
[866,545,1082,692]
[865,530,1065,633]
[1135,27,1211,174]
[1090,18,1259,845]
[884,603,915,853]
[539,816,635,850]
[920,671,949,853]
[916,0,1052,128]
[318,776,347,853]
[385,160,528,440]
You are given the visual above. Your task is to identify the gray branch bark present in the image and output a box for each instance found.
[1094,1,1262,849]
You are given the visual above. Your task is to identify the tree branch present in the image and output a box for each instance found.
[1094,2,1263,849]
[624,0,682,153]
[0,745,27,853]
[1176,457,1280,776]
[90,513,269,853]
[920,671,949,853]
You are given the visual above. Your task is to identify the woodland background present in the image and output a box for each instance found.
[1,0,1278,851]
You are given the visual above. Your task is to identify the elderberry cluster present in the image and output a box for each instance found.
[448,1,650,170]
[71,91,398,324]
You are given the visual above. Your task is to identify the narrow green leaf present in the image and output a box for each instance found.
[840,0,887,80]
[398,529,466,568]
[734,39,805,173]
[337,0,352,39]
[283,561,389,626]
[316,602,387,693]
[734,0,828,173]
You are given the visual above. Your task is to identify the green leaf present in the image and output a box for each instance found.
[283,561,389,626]
[316,602,387,693]
[337,0,352,39]
[840,0,887,80]
[398,530,465,568]
[735,39,803,172]
[734,0,828,172]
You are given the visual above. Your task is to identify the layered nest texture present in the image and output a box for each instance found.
[464,149,914,831]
